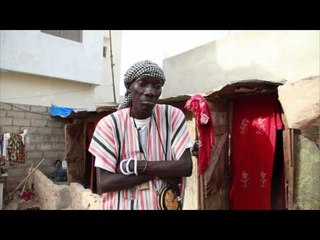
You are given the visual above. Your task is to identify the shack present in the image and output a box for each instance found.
[54,104,117,193]
[158,76,319,210]
[60,76,319,210]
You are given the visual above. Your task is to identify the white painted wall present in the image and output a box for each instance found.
[98,30,123,105]
[0,30,104,84]
[162,30,320,98]
[0,30,122,108]
[119,30,240,97]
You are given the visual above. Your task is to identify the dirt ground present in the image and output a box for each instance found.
[3,193,40,210]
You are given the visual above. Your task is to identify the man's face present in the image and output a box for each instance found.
[129,76,163,117]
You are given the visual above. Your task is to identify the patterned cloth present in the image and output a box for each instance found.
[228,93,283,209]
[119,60,166,109]
[7,133,25,166]
[89,104,192,210]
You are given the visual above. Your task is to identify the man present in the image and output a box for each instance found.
[89,60,193,210]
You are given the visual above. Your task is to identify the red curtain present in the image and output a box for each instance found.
[229,93,283,210]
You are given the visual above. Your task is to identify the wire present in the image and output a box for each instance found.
[109,30,117,103]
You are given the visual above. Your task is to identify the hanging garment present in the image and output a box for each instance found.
[185,94,215,176]
[7,132,26,166]
[0,136,4,166]
[2,133,11,157]
[229,93,283,210]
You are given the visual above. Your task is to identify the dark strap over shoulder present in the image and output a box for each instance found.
[111,113,121,162]
[165,104,169,160]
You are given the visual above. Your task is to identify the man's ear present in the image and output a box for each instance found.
[125,90,131,97]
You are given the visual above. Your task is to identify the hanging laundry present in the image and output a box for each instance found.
[229,93,283,210]
[185,94,215,176]
[0,136,5,166]
[2,133,11,157]
[7,132,26,166]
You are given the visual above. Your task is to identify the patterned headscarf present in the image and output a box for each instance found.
[118,60,166,109]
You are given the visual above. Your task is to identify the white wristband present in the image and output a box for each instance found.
[133,158,138,176]
[127,157,138,176]
[119,158,137,175]
[120,159,131,175]
[126,158,133,174]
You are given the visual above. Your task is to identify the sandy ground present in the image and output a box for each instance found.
[3,193,40,210]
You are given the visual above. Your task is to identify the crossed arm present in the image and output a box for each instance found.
[96,148,192,194]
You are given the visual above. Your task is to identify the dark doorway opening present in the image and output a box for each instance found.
[83,122,97,193]
[271,130,286,209]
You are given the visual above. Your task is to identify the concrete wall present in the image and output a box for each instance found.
[97,30,123,105]
[69,182,101,210]
[278,76,320,129]
[1,30,104,84]
[294,135,320,210]
[0,72,98,108]
[0,102,66,192]
[31,169,71,210]
[162,30,320,98]
[30,169,101,210]
[0,30,122,109]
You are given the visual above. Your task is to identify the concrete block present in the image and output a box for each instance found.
[7,111,25,119]
[0,110,6,118]
[27,151,43,159]
[31,106,48,113]
[13,118,30,126]
[0,102,12,110]
[38,128,53,135]
[1,126,20,133]
[36,143,52,151]
[31,119,47,128]
[0,118,13,126]
[25,112,43,120]
[12,104,30,111]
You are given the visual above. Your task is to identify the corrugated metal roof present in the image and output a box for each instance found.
[158,79,284,104]
[55,79,284,118]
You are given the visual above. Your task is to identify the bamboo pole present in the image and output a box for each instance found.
[9,158,46,197]
[19,162,34,197]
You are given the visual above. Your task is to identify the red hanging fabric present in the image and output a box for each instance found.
[229,93,283,210]
[185,94,215,176]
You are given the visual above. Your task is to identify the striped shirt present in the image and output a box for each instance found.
[89,104,192,210]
